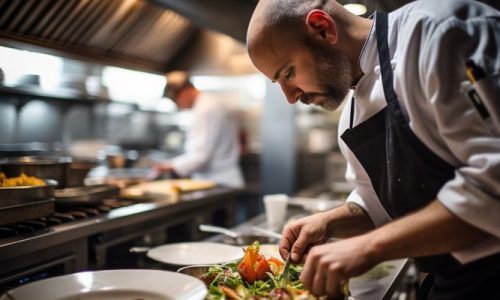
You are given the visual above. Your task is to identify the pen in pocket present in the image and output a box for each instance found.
[462,60,498,135]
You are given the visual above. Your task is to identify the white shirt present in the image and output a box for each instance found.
[172,93,244,188]
[338,0,500,263]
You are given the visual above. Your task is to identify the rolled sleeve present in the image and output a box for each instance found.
[438,171,500,263]
[346,187,392,227]
[420,15,500,261]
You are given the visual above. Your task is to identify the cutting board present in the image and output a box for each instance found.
[123,179,216,198]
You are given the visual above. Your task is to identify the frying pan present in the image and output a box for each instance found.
[54,184,120,205]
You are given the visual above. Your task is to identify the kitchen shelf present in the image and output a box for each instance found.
[0,84,144,110]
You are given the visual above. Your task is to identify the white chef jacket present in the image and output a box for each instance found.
[171,93,244,188]
[338,0,500,263]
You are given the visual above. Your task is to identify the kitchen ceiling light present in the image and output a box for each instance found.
[343,3,367,16]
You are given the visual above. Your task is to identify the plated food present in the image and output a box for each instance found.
[0,172,45,187]
[197,242,346,300]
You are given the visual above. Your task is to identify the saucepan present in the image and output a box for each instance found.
[199,224,281,246]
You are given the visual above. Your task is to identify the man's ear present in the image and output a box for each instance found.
[305,9,337,44]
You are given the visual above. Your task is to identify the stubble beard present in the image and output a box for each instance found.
[300,38,353,111]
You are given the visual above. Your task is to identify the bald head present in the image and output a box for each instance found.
[247,0,371,110]
[247,0,347,53]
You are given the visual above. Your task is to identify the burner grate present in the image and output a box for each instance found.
[0,198,142,240]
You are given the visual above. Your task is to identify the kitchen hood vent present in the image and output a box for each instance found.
[0,0,197,73]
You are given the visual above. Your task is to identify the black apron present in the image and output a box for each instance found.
[340,11,500,300]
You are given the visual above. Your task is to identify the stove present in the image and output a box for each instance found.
[0,196,152,293]
[0,186,239,293]
[0,199,138,240]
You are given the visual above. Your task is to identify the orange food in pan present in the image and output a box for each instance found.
[0,172,45,187]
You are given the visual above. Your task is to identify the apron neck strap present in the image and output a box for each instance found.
[375,11,398,104]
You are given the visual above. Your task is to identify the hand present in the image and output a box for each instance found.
[301,235,377,297]
[147,162,175,180]
[279,212,333,263]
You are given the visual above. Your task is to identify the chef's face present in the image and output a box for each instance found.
[250,31,352,111]
[174,87,194,110]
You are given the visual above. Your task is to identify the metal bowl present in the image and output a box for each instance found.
[177,264,231,287]
[221,234,280,246]
[0,156,72,188]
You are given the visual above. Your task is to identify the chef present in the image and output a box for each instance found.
[152,71,244,188]
[247,0,500,298]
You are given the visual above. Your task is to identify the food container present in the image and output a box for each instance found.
[0,156,72,188]
[0,179,57,209]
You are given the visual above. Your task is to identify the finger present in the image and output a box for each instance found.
[291,230,312,262]
[278,226,295,259]
[326,263,341,296]
[311,256,328,296]
[326,262,348,298]
[300,246,321,290]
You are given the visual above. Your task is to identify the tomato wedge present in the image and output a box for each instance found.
[238,242,271,283]
[267,257,284,275]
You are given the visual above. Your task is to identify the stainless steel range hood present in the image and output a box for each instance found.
[0,0,210,74]
[0,0,258,75]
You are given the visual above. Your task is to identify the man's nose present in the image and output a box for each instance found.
[280,82,301,104]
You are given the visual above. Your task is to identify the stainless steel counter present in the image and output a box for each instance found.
[0,186,239,290]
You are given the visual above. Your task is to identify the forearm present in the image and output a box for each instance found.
[325,202,375,238]
[367,200,491,262]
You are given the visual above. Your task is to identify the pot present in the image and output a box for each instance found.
[66,160,98,187]
[0,156,72,188]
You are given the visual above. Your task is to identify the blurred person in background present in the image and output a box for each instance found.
[152,71,244,188]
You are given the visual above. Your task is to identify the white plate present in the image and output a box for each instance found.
[0,269,206,300]
[255,244,282,260]
[147,242,243,266]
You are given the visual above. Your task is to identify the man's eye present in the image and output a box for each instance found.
[284,68,294,81]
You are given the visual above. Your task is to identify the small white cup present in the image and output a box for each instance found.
[263,194,288,231]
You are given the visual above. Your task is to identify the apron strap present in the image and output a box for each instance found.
[375,11,398,104]
[349,96,356,130]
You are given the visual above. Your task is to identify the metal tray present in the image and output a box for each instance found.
[0,180,57,209]
[54,184,120,205]
[0,199,55,226]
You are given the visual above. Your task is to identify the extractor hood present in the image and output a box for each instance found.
[0,0,197,73]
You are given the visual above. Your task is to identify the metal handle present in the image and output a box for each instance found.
[198,224,239,238]
[251,226,283,239]
[129,246,151,253]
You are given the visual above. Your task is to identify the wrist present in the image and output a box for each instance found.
[364,230,389,264]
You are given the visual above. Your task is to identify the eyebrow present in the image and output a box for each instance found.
[273,64,288,82]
